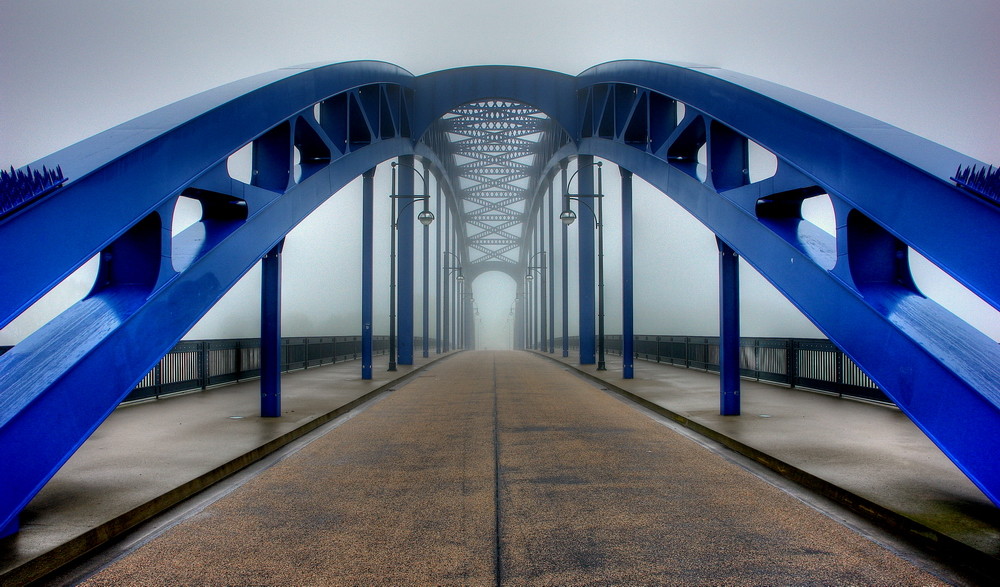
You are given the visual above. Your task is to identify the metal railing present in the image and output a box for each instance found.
[556,335,891,404]
[1,335,440,406]
[125,336,391,403]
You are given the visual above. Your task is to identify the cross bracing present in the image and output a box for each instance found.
[422,100,571,266]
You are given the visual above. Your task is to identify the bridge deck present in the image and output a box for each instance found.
[2,351,996,584]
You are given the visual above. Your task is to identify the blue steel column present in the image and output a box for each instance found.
[260,239,284,417]
[435,180,442,353]
[398,156,415,365]
[422,160,431,358]
[621,168,634,379]
[578,156,596,365]
[442,206,450,352]
[548,180,555,353]
[361,167,375,379]
[717,237,741,415]
[560,163,569,357]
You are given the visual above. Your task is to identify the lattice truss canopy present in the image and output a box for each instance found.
[424,101,570,266]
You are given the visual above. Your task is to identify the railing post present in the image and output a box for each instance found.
[154,361,162,399]
[199,341,209,390]
[788,339,798,388]
[836,347,845,398]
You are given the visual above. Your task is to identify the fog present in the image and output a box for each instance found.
[2,0,998,346]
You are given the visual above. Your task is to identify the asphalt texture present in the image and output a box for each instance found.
[79,351,944,585]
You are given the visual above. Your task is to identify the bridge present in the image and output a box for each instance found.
[1,60,998,580]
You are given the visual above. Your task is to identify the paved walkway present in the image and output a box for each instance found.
[78,352,940,584]
[0,349,996,584]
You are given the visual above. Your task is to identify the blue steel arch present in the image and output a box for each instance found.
[1,60,997,537]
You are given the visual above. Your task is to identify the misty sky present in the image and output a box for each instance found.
[1,0,998,347]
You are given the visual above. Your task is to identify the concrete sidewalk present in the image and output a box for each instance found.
[543,351,1000,577]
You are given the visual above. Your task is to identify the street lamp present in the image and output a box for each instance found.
[561,161,606,371]
[442,250,463,352]
[525,251,547,351]
[389,161,434,371]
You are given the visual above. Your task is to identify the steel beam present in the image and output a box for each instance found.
[397,156,415,365]
[260,240,284,417]
[361,167,375,379]
[717,237,741,415]
[621,168,634,379]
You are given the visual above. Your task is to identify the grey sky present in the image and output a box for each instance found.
[1,0,997,346]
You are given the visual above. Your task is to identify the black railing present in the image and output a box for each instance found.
[125,335,391,403]
[556,335,891,404]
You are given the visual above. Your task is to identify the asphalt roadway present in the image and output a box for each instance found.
[75,351,945,585]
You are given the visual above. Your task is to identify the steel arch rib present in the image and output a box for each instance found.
[0,61,423,536]
[1,60,998,536]
[570,61,1000,506]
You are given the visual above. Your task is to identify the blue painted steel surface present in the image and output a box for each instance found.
[576,156,597,365]
[422,161,431,358]
[620,168,634,379]
[361,168,375,379]
[397,156,415,365]
[571,60,999,505]
[260,241,284,417]
[717,238,741,415]
[1,60,999,535]
[0,61,419,536]
[560,164,570,358]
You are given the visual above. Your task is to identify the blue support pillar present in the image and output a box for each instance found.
[435,181,442,354]
[442,207,450,352]
[361,167,375,379]
[578,156,596,365]
[398,156,414,365]
[548,179,555,353]
[261,239,284,418]
[422,161,431,358]
[718,237,741,416]
[621,168,634,379]
[560,163,569,357]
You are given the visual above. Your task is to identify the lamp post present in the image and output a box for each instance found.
[389,161,434,371]
[525,251,547,351]
[442,250,463,352]
[561,161,606,371]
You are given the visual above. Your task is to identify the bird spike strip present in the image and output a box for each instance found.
[0,165,67,218]
[952,164,1000,205]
